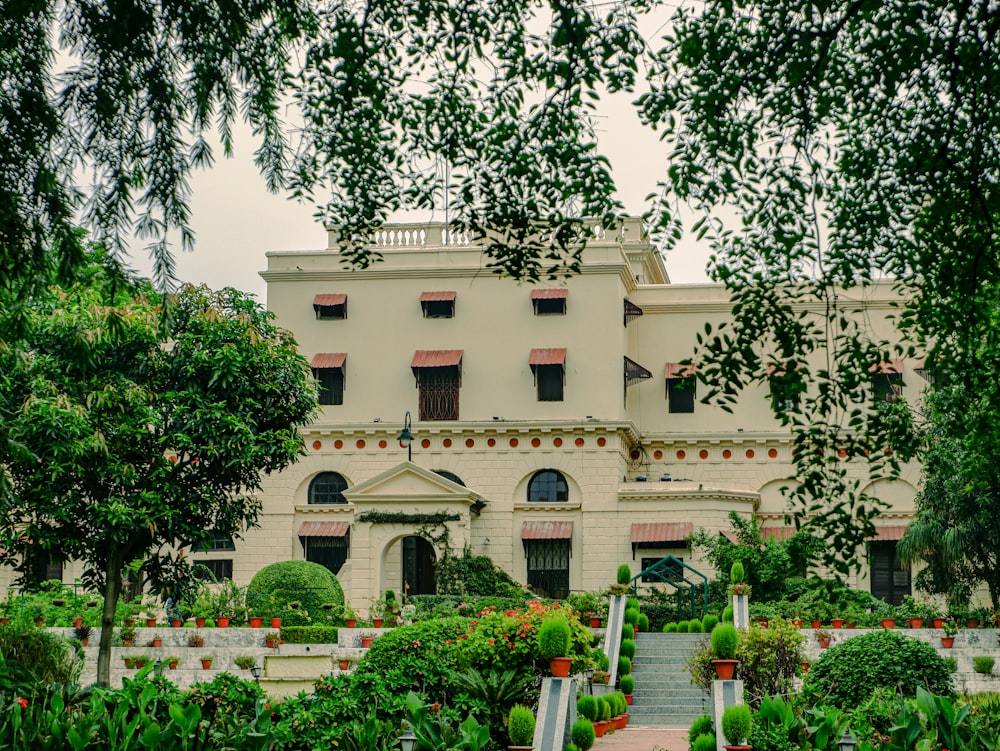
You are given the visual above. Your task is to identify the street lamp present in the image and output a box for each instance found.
[836,729,857,751]
[398,723,417,751]
[398,411,414,461]
[249,662,262,683]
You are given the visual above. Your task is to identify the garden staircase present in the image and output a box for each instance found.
[626,632,708,727]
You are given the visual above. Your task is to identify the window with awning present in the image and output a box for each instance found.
[313,294,347,320]
[665,363,697,413]
[311,353,346,405]
[411,350,463,420]
[529,348,566,402]
[420,291,456,318]
[530,288,567,315]
[298,522,350,575]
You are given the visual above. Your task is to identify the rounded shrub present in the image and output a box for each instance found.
[594,648,610,671]
[626,596,640,610]
[537,615,572,660]
[624,607,640,626]
[703,614,719,632]
[620,638,636,660]
[710,622,739,660]
[730,561,746,584]
[974,656,995,674]
[722,605,734,623]
[722,704,752,745]
[613,691,627,716]
[637,613,649,632]
[616,565,632,585]
[688,714,714,744]
[677,620,690,633]
[622,623,634,640]
[688,618,703,633]
[565,746,579,751]
[597,695,612,721]
[246,561,344,625]
[570,718,596,751]
[692,734,717,751]
[617,655,632,675]
[577,694,598,721]
[663,622,678,633]
[802,630,954,706]
[620,674,634,694]
[354,617,468,690]
[507,705,535,746]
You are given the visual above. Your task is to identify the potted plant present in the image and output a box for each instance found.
[147,633,163,648]
[188,632,205,648]
[941,620,958,648]
[341,604,358,628]
[165,655,180,669]
[123,655,135,669]
[119,623,137,646]
[234,655,256,670]
[507,704,535,750]
[816,629,832,649]
[265,631,282,649]
[359,630,376,648]
[337,656,353,671]
[620,674,635,704]
[710,622,739,679]
[610,564,631,596]
[192,591,213,627]
[570,718,596,751]
[73,624,93,647]
[537,614,573,677]
[134,655,151,668]
[200,655,214,670]
[721,703,753,750]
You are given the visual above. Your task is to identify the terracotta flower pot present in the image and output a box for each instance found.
[754,617,769,628]
[249,617,263,628]
[201,659,213,670]
[216,617,230,628]
[831,618,844,629]
[810,620,822,629]
[589,617,603,628]
[33,618,45,627]
[169,660,178,669]
[881,618,896,629]
[711,659,738,680]
[594,720,608,737]
[265,638,279,648]
[908,618,924,629]
[790,618,804,628]
[372,618,384,628]
[152,638,162,647]
[0,618,9,625]
[270,618,282,628]
[73,618,84,627]
[966,618,980,629]
[195,618,207,628]
[339,659,351,670]
[123,638,133,646]
[624,693,633,705]
[549,656,572,677]
[801,661,810,673]
[361,637,374,648]
[818,637,831,649]
[170,619,183,628]
[146,618,157,628]
[941,636,955,648]
[932,618,946,629]
[345,618,357,628]
[124,658,135,668]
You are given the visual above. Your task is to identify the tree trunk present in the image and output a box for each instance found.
[97,554,123,688]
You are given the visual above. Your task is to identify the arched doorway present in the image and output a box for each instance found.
[402,536,437,595]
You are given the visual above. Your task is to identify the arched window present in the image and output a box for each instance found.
[527,470,569,502]
[433,470,465,487]
[308,472,349,504]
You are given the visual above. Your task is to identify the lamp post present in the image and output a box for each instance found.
[836,729,857,751]
[398,723,417,751]
[398,411,414,461]
[249,662,262,684]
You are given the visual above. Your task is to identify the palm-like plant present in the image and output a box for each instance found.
[449,667,534,746]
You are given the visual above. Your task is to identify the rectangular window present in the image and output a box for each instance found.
[420,292,456,318]
[193,559,233,581]
[304,537,349,575]
[667,377,696,413]
[418,368,460,420]
[531,289,568,315]
[769,379,800,412]
[872,372,903,402]
[313,294,347,320]
[525,539,570,599]
[869,541,911,606]
[536,364,564,401]
[204,535,235,551]
[314,368,344,405]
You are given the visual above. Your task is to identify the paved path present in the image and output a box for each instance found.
[594,725,688,751]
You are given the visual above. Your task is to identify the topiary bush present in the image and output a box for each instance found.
[537,615,572,660]
[722,704,752,745]
[620,674,634,694]
[508,705,535,746]
[664,622,678,633]
[627,596,640,610]
[620,638,636,660]
[570,718,596,751]
[692,734,717,751]
[677,620,690,633]
[722,605,734,622]
[598,696,612,721]
[710,622,739,660]
[623,607,640,626]
[703,614,719,632]
[617,565,632,585]
[802,630,954,707]
[246,560,345,625]
[637,613,649,632]
[577,694,598,721]
[618,655,632,675]
[688,714,714,747]
[622,623,635,640]
[354,616,468,693]
[688,618,703,633]
[730,561,746,584]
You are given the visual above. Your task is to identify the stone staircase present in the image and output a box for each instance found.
[627,632,709,727]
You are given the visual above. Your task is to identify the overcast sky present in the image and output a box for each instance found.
[131,84,714,301]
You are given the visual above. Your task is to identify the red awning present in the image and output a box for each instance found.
[720,530,740,544]
[528,348,567,367]
[630,522,693,544]
[419,291,457,302]
[530,289,568,300]
[297,521,350,537]
[759,526,797,541]
[868,525,908,541]
[521,521,574,540]
[313,294,347,307]
[311,353,347,369]
[411,350,463,368]
[665,362,697,379]
[869,359,903,374]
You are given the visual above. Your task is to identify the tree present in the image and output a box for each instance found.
[0,261,317,686]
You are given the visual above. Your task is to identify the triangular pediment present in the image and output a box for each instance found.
[344,462,479,507]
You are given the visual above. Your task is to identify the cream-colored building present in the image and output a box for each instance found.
[216,218,919,613]
[6,219,922,609]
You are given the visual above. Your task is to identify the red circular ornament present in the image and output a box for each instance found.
[312,441,322,451]
[531,438,541,448]
[745,449,755,459]
[575,438,585,447]
[722,449,732,459]
[487,438,496,447]
[466,438,475,448]
[699,449,709,459]
[509,438,519,448]
[676,450,686,460]
[653,450,663,460]
[597,437,607,447]
[443,438,452,448]
[334,440,343,449]
[768,448,778,458]
[356,439,366,449]
[421,439,431,449]
[378,440,387,449]
[553,437,563,447]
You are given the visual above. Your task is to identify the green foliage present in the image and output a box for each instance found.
[692,734,716,751]
[621,623,634,640]
[626,596,639,610]
[620,674,634,694]
[702,615,719,633]
[974,656,995,675]
[663,623,677,633]
[803,630,954,707]
[722,606,734,623]
[449,668,533,748]
[688,618,703,633]
[616,565,632,586]
[688,714,714,747]
[247,561,345,625]
[637,613,649,631]
[623,607,639,626]
[507,705,535,746]
[597,696,612,722]
[730,561,745,584]
[409,595,532,621]
[537,615,572,660]
[577,695,598,722]
[570,718,595,751]
[676,620,689,633]
[420,542,524,597]
[190,671,267,722]
[620,639,635,660]
[617,655,631,676]
[404,692,490,751]
[721,704,752,746]
[0,626,84,691]
[710,622,738,660]
[279,626,340,644]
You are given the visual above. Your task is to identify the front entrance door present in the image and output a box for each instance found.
[870,541,911,606]
[402,536,437,595]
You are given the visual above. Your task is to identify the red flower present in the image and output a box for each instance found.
[15,696,27,708]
